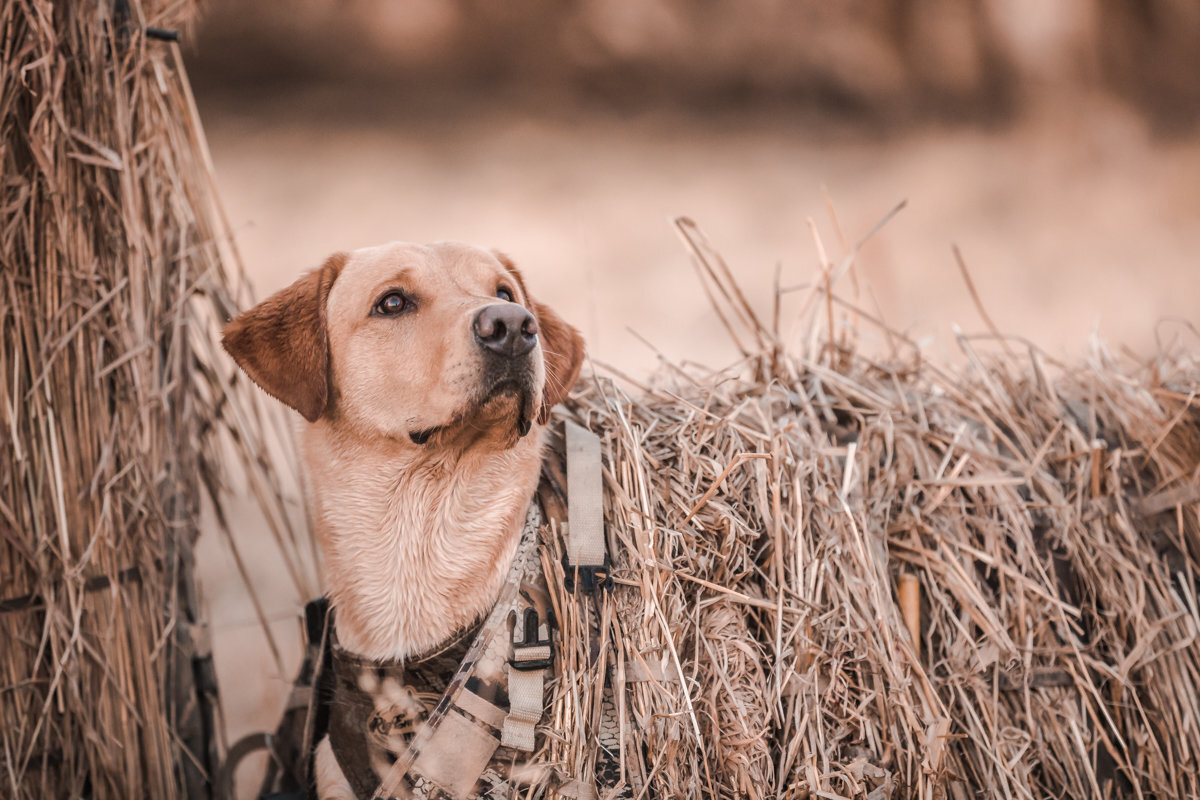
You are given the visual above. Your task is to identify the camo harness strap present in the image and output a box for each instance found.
[365,501,552,799]
[327,618,484,798]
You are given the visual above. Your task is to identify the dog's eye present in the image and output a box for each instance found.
[373,291,409,317]
[497,287,514,303]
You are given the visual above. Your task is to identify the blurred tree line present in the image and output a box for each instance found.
[194,0,1200,131]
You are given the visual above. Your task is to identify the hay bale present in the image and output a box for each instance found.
[537,220,1199,798]
[0,3,305,797]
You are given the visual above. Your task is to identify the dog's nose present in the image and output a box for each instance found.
[474,303,538,358]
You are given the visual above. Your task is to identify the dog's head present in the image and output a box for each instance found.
[222,242,584,447]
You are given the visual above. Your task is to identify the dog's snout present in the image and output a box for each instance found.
[474,304,538,358]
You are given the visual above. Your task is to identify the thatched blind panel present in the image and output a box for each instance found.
[0,2,281,797]
[513,221,1200,798]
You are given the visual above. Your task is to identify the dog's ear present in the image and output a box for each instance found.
[531,297,585,423]
[494,252,586,424]
[222,253,346,423]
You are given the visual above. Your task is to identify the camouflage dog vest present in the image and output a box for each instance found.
[327,500,561,800]
[220,422,611,800]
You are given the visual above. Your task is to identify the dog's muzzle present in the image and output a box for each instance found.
[406,305,539,446]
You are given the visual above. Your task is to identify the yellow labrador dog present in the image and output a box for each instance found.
[222,241,584,798]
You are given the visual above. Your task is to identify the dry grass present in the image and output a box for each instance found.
[1,2,307,797]
[537,219,1200,798]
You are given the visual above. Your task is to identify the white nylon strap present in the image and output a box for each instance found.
[500,423,605,753]
[501,666,544,751]
[565,421,606,568]
[503,611,551,752]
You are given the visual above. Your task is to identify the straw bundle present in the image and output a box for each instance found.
[1,3,308,797]
[538,220,1199,799]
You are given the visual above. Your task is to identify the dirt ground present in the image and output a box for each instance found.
[193,88,1200,794]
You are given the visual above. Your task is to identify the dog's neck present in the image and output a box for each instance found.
[302,423,545,661]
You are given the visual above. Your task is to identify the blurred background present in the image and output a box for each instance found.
[185,1,1200,792]
[190,0,1200,376]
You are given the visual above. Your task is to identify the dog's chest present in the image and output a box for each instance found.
[311,448,540,661]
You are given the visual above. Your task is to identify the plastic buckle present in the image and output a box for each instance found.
[562,553,613,595]
[510,607,553,672]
